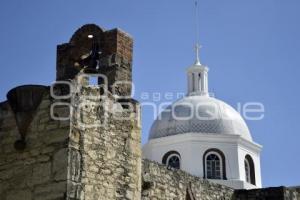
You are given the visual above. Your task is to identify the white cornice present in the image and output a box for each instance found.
[146,132,262,153]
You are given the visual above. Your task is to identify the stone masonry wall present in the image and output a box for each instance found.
[284,187,300,200]
[0,91,70,200]
[234,186,300,200]
[0,82,141,200]
[142,159,235,200]
[142,160,300,200]
[67,77,141,200]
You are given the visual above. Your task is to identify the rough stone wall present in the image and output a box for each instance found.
[142,160,300,200]
[234,186,300,200]
[142,159,235,200]
[0,91,70,200]
[284,187,300,200]
[67,78,141,200]
[0,83,141,200]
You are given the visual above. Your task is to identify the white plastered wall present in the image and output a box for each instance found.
[143,133,262,189]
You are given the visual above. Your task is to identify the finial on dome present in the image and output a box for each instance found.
[194,43,202,65]
[186,1,209,97]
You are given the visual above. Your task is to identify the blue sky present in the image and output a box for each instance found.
[0,0,300,187]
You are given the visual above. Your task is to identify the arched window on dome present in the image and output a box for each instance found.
[245,155,256,185]
[162,151,181,169]
[203,149,226,180]
[206,153,222,179]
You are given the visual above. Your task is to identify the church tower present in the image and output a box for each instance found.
[59,24,142,200]
[0,24,141,200]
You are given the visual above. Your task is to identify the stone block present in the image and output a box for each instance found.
[31,162,51,185]
[6,190,32,200]
[53,148,68,181]
[34,181,66,200]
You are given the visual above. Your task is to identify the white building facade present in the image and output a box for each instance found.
[142,47,262,189]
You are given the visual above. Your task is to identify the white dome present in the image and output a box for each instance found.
[149,95,252,141]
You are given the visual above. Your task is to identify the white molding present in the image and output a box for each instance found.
[146,132,262,152]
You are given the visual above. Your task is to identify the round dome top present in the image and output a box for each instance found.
[149,95,252,141]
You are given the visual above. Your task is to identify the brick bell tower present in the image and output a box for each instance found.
[56,24,133,97]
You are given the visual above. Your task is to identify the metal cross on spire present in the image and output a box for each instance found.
[194,0,202,66]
